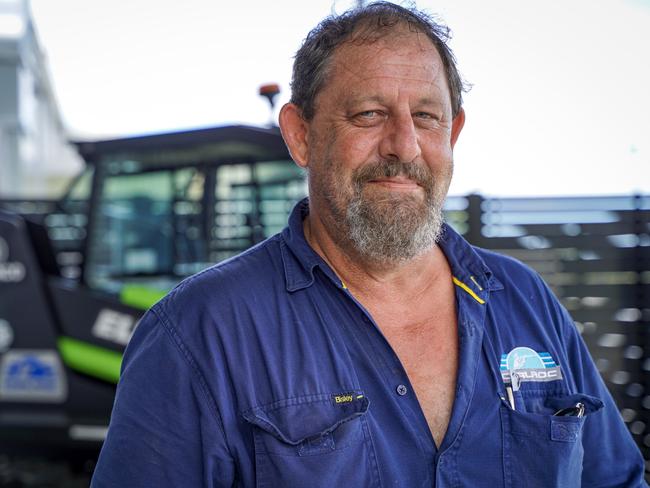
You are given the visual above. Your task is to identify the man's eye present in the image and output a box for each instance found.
[414,112,437,120]
[351,110,383,126]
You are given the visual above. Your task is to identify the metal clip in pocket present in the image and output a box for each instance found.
[552,402,585,418]
[504,372,522,410]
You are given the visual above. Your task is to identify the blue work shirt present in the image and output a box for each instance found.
[92,199,647,487]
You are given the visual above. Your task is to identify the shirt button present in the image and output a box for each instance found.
[396,384,408,396]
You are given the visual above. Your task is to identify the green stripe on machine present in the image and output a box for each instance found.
[120,284,168,310]
[57,336,123,384]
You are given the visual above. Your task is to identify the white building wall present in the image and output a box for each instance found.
[0,0,82,198]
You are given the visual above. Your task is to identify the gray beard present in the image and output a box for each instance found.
[314,158,449,265]
[345,187,445,264]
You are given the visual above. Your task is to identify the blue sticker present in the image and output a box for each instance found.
[0,350,67,402]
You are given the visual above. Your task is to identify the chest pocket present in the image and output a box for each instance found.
[501,385,604,488]
[242,392,380,488]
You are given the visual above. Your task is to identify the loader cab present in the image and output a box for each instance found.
[73,125,305,304]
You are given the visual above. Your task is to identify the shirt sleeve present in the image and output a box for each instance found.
[544,277,648,487]
[91,306,235,488]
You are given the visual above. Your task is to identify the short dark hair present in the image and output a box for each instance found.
[290,1,467,120]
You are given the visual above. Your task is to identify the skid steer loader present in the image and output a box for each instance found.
[0,124,305,480]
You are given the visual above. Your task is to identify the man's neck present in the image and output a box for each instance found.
[303,212,450,303]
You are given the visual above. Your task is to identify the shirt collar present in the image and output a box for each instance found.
[437,222,504,296]
[280,197,503,294]
[280,199,334,292]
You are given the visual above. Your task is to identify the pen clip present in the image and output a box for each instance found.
[505,385,515,410]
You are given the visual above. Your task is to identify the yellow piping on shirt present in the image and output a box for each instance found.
[453,276,486,305]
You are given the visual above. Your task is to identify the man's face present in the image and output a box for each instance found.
[303,29,463,263]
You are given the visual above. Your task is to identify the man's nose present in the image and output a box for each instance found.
[379,114,421,163]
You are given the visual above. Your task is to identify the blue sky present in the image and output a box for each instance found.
[29,0,650,197]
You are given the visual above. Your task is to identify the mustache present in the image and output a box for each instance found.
[352,160,434,191]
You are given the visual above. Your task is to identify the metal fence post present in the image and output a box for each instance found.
[465,193,484,247]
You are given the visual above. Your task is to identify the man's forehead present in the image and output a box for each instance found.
[340,28,438,55]
[326,32,447,89]
[331,30,442,74]
[343,91,448,109]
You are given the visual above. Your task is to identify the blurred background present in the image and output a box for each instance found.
[0,0,648,485]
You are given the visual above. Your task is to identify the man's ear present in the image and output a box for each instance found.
[279,103,310,168]
[450,108,465,148]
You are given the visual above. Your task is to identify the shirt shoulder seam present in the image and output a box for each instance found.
[170,234,283,292]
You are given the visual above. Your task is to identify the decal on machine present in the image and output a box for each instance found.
[92,309,137,346]
[0,319,14,352]
[0,237,26,283]
[0,350,68,402]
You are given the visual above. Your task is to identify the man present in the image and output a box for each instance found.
[92,3,647,487]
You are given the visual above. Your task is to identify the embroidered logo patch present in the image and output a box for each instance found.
[500,346,563,386]
[331,392,364,405]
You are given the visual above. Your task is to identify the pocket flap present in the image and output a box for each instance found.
[242,392,369,445]
[544,393,603,415]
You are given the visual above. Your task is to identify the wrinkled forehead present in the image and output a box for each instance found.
[327,29,446,86]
